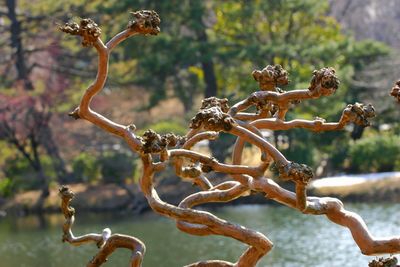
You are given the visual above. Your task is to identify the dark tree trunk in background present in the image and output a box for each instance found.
[351,124,365,140]
[6,0,34,90]
[202,60,217,98]
[197,29,221,157]
[197,29,218,98]
[40,125,69,183]
[30,134,50,210]
[35,168,50,210]
[182,99,193,113]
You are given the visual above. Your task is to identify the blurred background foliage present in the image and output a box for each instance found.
[0,0,399,199]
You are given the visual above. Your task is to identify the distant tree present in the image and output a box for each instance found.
[2,0,34,90]
[209,0,390,169]
[0,93,51,206]
[94,0,218,111]
[328,0,400,139]
[0,0,75,190]
[0,0,67,90]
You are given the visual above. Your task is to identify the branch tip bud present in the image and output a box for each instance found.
[60,18,101,47]
[128,10,161,35]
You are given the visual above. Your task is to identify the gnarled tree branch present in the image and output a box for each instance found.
[61,10,399,267]
[59,186,145,267]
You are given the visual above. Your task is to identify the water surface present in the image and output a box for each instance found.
[0,203,398,267]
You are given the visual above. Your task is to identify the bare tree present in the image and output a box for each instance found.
[59,10,400,267]
[0,94,51,207]
[1,0,70,185]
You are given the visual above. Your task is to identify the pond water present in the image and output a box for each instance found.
[0,203,398,267]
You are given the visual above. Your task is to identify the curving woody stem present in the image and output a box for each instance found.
[59,186,145,267]
[61,10,399,267]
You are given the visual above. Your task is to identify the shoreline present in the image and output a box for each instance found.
[2,173,400,217]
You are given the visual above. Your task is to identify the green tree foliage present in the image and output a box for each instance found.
[72,151,137,184]
[139,120,187,136]
[348,135,400,173]
[72,153,100,183]
[2,154,56,194]
[98,152,137,184]
[119,0,391,167]
[213,1,345,95]
[209,0,391,166]
[74,0,215,111]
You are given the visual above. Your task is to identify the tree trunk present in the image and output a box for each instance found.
[6,0,34,90]
[34,167,50,211]
[202,60,218,98]
[40,124,69,183]
[31,134,49,210]
[196,28,218,98]
[350,124,365,140]
[194,17,221,159]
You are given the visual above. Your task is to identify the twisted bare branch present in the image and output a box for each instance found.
[59,186,145,267]
[61,10,400,267]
